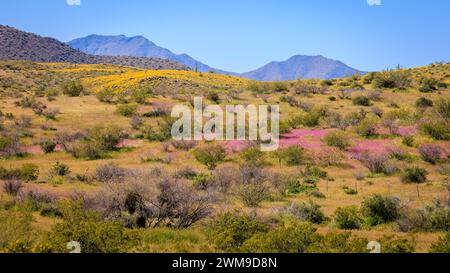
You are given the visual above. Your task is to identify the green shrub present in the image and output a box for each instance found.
[207,213,268,252]
[62,81,85,97]
[352,96,372,106]
[420,121,450,140]
[430,232,450,253]
[192,173,212,191]
[355,117,379,137]
[361,194,401,226]
[434,98,450,121]
[280,146,305,166]
[418,78,439,93]
[323,131,351,150]
[43,201,135,253]
[51,162,70,177]
[379,235,416,253]
[307,232,368,253]
[241,147,266,166]
[89,125,125,150]
[286,201,327,224]
[402,136,414,147]
[241,221,318,253]
[40,140,56,154]
[333,206,363,230]
[415,97,434,108]
[116,103,138,117]
[96,88,116,103]
[0,211,36,250]
[372,70,411,89]
[401,167,428,184]
[193,144,227,170]
[20,164,39,182]
[238,183,270,208]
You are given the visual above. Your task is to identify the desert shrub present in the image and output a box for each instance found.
[95,162,127,183]
[434,98,450,121]
[40,140,56,154]
[116,103,138,117]
[402,136,415,147]
[240,147,266,166]
[207,91,220,103]
[430,232,450,253]
[88,125,125,151]
[280,146,305,166]
[333,206,363,230]
[66,141,103,160]
[43,201,134,253]
[0,211,36,250]
[355,117,379,137]
[192,173,212,191]
[416,97,434,108]
[171,140,198,151]
[193,144,227,170]
[50,162,70,177]
[420,120,450,140]
[62,81,85,97]
[307,232,368,253]
[323,131,350,150]
[353,96,372,106]
[379,236,416,253]
[241,221,318,253]
[361,195,401,226]
[292,81,324,95]
[357,152,391,174]
[283,201,327,224]
[367,90,382,101]
[371,107,384,118]
[418,78,439,93]
[353,171,366,181]
[418,144,443,164]
[211,165,239,193]
[397,199,449,232]
[401,167,428,184]
[0,133,21,157]
[3,179,23,196]
[207,213,268,252]
[96,88,116,103]
[372,70,411,89]
[19,164,40,182]
[238,183,270,207]
[146,179,212,229]
[130,115,143,130]
[143,108,169,118]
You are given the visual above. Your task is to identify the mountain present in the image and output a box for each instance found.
[68,34,233,74]
[240,55,363,81]
[0,25,188,70]
[68,34,363,81]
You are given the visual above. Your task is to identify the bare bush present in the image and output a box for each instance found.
[3,179,23,196]
[171,140,198,151]
[95,162,127,183]
[146,178,213,228]
[357,152,392,174]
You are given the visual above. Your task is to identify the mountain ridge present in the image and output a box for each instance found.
[0,25,188,70]
[69,34,363,81]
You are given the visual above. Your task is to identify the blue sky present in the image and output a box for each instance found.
[1,0,449,72]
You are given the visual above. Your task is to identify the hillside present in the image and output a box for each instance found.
[69,34,232,74]
[241,55,364,81]
[0,25,188,70]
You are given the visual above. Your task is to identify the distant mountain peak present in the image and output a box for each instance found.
[240,54,363,81]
